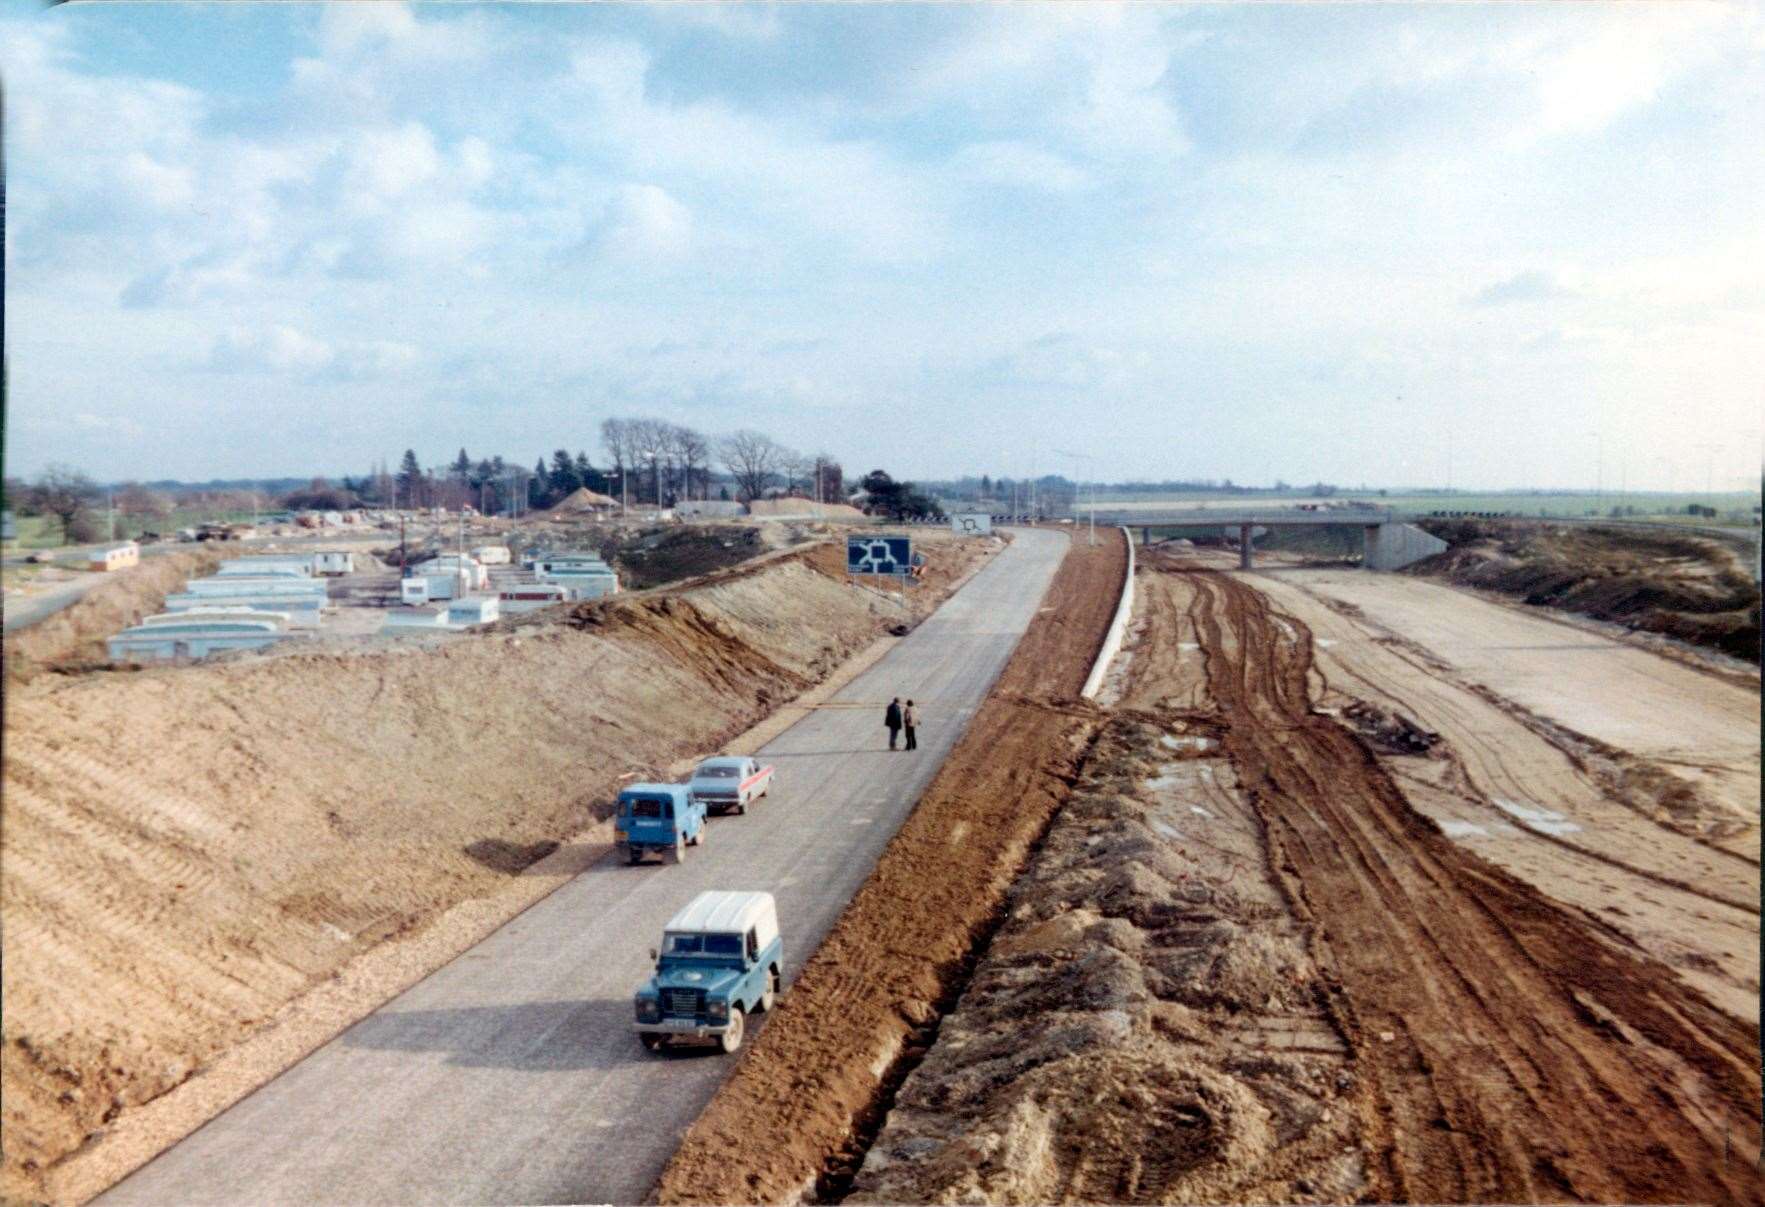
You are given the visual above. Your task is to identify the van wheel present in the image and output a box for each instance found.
[640,1034,663,1053]
[672,834,686,864]
[719,1008,745,1054]
[690,825,704,847]
[760,968,779,1012]
[627,849,643,866]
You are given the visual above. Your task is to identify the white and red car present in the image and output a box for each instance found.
[688,756,776,816]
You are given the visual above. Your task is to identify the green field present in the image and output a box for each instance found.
[6,508,261,551]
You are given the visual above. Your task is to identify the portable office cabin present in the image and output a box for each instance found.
[217,560,310,578]
[445,597,501,628]
[162,594,322,628]
[185,577,329,600]
[409,555,488,590]
[533,553,612,576]
[497,583,570,613]
[472,545,511,566]
[313,551,355,576]
[88,542,140,572]
[107,618,291,661]
[141,607,292,632]
[542,571,619,600]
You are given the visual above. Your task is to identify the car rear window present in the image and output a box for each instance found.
[629,798,670,819]
[698,766,739,778]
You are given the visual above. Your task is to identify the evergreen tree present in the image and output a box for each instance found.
[397,449,422,506]
[452,448,472,482]
[550,448,581,496]
[533,457,551,508]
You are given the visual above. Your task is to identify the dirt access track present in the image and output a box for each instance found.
[851,551,1759,1204]
[0,532,992,1206]
[655,529,1128,1205]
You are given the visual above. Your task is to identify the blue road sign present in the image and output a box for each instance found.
[846,535,912,576]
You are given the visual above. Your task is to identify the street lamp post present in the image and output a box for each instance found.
[1589,431,1604,516]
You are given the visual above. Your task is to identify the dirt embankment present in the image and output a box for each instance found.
[1159,563,1761,1203]
[653,530,1127,1206]
[3,550,222,677]
[1413,519,1761,661]
[0,542,987,1205]
[850,710,1366,1204]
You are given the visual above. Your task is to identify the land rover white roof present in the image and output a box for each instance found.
[664,891,778,947]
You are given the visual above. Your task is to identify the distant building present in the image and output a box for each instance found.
[88,542,140,572]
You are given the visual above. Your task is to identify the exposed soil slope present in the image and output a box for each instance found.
[0,543,987,1205]
[1413,519,1760,661]
[653,530,1126,1205]
[1161,561,1762,1203]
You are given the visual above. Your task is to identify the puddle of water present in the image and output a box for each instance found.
[1316,638,1337,648]
[1178,642,1199,652]
[1439,819,1488,839]
[1152,820,1184,841]
[1492,798,1582,836]
[1189,805,1214,819]
[1146,773,1190,793]
[1158,734,1216,753]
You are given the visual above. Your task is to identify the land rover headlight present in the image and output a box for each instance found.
[706,998,728,1019]
[635,996,661,1022]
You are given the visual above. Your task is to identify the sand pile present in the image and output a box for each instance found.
[745,498,867,520]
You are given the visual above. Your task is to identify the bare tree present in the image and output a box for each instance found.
[674,426,710,501]
[812,454,844,503]
[780,450,814,497]
[718,430,785,502]
[628,418,670,504]
[116,481,173,520]
[29,464,99,544]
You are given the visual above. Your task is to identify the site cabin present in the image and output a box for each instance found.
[633,890,782,1054]
[614,784,705,866]
[471,545,511,566]
[88,543,139,572]
[688,756,776,816]
[313,551,354,576]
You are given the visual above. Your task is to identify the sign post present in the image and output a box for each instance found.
[846,535,915,591]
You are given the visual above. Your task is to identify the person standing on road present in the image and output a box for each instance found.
[902,699,919,751]
[885,698,903,750]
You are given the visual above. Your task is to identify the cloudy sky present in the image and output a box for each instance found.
[3,2,1761,490]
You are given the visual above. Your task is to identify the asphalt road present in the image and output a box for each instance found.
[100,527,1069,1207]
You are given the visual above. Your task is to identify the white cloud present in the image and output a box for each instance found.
[208,326,419,379]
[602,184,693,262]
[951,141,1092,193]
[345,122,442,201]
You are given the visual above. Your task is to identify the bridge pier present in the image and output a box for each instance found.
[1239,524,1252,570]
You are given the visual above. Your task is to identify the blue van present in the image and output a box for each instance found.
[614,784,705,865]
[634,891,783,1053]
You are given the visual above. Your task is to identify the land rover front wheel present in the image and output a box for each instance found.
[641,1034,663,1053]
[719,1008,745,1054]
[672,834,686,864]
[760,968,779,1012]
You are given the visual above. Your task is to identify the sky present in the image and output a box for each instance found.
[2,1,1761,491]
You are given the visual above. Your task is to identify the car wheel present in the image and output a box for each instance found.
[719,1008,745,1054]
[628,849,643,866]
[691,825,704,847]
[673,834,686,864]
[640,1034,663,1053]
[760,968,779,1012]
[735,800,746,816]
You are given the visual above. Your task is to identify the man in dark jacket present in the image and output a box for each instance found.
[885,698,903,750]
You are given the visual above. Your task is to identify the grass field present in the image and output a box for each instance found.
[6,509,260,551]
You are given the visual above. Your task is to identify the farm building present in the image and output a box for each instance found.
[88,542,140,572]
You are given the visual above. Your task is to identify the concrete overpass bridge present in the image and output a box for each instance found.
[1078,507,1445,570]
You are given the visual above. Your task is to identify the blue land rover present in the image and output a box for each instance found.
[634,890,783,1053]
[614,783,705,865]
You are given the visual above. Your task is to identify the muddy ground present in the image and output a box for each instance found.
[0,537,991,1204]
[1413,518,1761,661]
[845,552,1760,1204]
[654,529,1127,1206]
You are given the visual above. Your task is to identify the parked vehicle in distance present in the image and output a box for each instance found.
[633,890,782,1053]
[687,756,776,816]
[614,783,705,865]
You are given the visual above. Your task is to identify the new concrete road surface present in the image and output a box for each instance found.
[101,527,1069,1207]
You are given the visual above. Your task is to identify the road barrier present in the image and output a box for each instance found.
[1080,527,1134,700]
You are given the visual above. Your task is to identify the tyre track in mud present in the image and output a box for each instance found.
[1171,562,1763,1205]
